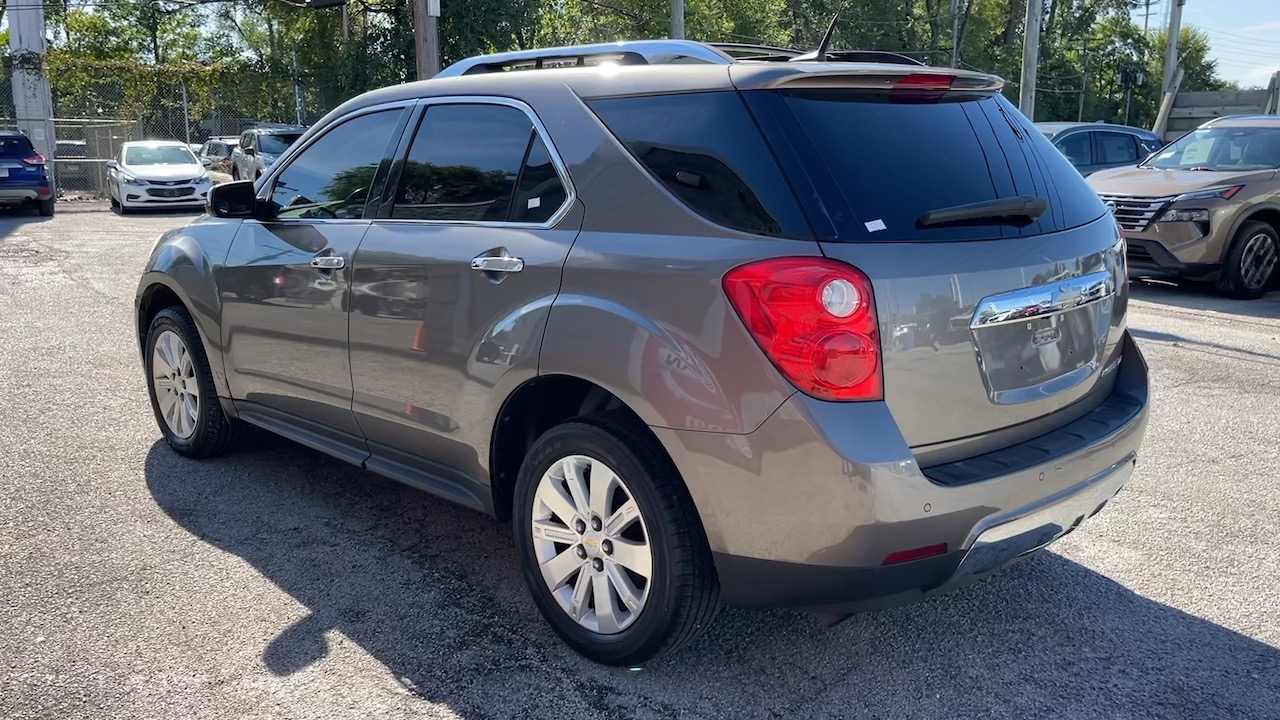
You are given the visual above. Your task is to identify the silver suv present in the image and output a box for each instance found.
[229,125,305,181]
[135,40,1150,666]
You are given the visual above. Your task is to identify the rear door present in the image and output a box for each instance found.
[742,81,1126,453]
[348,99,581,491]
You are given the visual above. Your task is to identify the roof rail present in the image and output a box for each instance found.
[436,40,735,78]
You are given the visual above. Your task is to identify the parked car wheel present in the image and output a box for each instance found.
[144,306,242,458]
[512,415,719,666]
[38,198,55,217]
[1217,220,1278,299]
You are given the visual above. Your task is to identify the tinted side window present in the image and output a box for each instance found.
[588,92,809,238]
[1097,132,1138,164]
[391,104,531,221]
[511,135,568,224]
[270,109,402,220]
[1056,133,1092,166]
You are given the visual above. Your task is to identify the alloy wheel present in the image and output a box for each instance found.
[151,329,200,439]
[531,455,653,634]
[1241,232,1278,290]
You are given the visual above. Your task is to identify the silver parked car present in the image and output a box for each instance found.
[229,126,305,181]
[135,40,1149,666]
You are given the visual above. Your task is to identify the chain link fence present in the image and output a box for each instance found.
[1,55,345,196]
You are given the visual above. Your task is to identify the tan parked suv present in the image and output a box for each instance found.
[1088,115,1280,298]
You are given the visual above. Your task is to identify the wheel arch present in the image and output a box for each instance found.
[136,238,232,399]
[489,374,666,523]
[1226,202,1280,246]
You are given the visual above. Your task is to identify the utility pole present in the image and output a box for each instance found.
[1162,0,1186,96]
[7,0,56,188]
[949,0,960,67]
[1018,0,1042,119]
[413,0,441,80]
[1078,38,1089,122]
[670,0,685,39]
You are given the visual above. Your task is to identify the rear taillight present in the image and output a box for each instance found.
[22,153,46,165]
[892,73,955,101]
[723,257,882,402]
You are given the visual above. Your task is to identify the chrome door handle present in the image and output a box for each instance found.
[310,255,345,270]
[471,256,525,273]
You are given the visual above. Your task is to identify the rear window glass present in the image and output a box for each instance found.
[761,90,1106,242]
[587,92,810,238]
[0,136,35,156]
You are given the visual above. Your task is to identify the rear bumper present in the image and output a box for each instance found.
[655,330,1149,612]
[0,186,53,204]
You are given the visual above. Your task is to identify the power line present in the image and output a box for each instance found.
[1189,23,1280,47]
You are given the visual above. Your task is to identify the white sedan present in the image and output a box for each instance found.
[106,141,215,214]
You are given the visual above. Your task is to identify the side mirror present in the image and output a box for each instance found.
[208,180,267,219]
[105,160,117,170]
[244,147,256,156]
[200,157,213,168]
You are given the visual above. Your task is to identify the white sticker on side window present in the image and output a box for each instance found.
[865,219,887,232]
[527,197,541,210]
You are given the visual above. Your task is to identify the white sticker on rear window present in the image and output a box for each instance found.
[865,219,887,232]
[527,197,541,210]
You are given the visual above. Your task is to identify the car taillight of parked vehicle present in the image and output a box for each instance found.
[22,153,46,165]
[723,257,882,401]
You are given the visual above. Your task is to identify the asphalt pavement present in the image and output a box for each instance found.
[2,204,1279,720]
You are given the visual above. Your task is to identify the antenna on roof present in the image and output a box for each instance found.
[815,14,839,62]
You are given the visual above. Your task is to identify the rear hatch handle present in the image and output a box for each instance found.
[916,196,1049,229]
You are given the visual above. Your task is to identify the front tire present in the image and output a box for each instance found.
[512,415,719,666]
[144,306,241,458]
[1217,220,1278,299]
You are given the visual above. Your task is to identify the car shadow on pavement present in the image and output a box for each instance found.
[144,437,1280,720]
[1129,275,1280,320]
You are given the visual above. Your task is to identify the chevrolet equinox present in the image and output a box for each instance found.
[135,40,1150,666]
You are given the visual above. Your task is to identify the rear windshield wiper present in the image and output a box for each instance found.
[916,196,1049,228]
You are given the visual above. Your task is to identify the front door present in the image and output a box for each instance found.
[349,100,580,490]
[220,106,410,442]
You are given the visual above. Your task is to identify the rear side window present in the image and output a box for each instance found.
[587,92,810,238]
[511,135,568,224]
[1056,133,1092,166]
[0,136,34,156]
[752,89,1107,242]
[1097,132,1138,164]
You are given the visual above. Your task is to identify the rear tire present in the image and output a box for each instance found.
[144,306,242,458]
[1217,220,1278,299]
[512,414,719,667]
[38,197,55,217]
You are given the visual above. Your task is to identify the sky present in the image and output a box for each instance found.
[1135,0,1280,89]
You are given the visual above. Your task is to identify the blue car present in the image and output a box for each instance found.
[0,130,55,216]
[1036,122,1164,177]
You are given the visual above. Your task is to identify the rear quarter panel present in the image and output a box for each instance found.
[525,78,813,434]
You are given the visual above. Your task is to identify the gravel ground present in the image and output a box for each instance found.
[2,204,1279,720]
